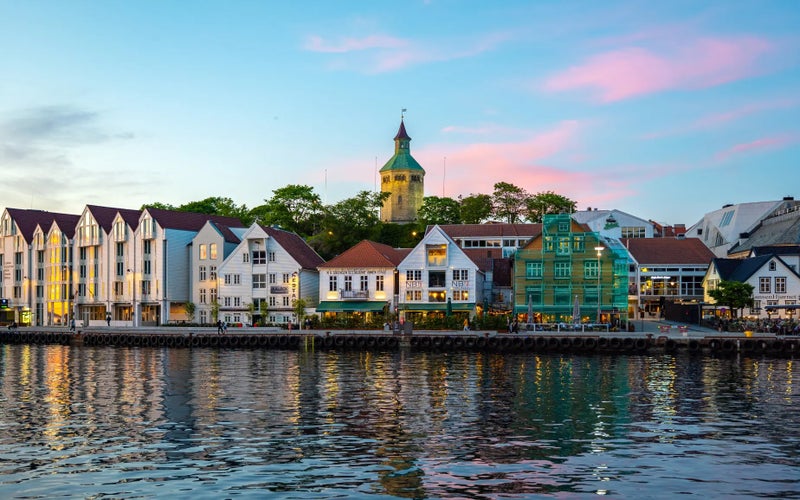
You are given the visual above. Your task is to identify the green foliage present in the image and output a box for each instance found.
[526,191,577,223]
[708,280,754,317]
[459,194,493,224]
[418,196,461,225]
[309,190,387,259]
[184,302,196,323]
[253,184,324,237]
[377,223,423,248]
[492,182,529,223]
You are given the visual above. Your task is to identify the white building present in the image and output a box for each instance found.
[316,240,410,324]
[704,254,800,319]
[686,197,798,257]
[216,224,324,326]
[397,225,485,322]
[573,208,654,239]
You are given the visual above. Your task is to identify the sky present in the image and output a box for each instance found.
[1,1,798,226]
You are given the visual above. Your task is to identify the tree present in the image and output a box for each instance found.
[141,202,176,210]
[526,191,577,223]
[184,301,196,323]
[491,182,530,223]
[179,196,252,225]
[459,194,493,224]
[210,300,220,323]
[293,297,307,326]
[309,190,388,259]
[418,196,461,226]
[708,280,754,318]
[251,184,323,237]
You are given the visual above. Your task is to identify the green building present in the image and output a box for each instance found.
[514,213,629,325]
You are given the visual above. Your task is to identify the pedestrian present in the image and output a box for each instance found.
[222,321,228,334]
[69,318,76,332]
[463,318,470,331]
[106,313,111,327]
[217,319,223,334]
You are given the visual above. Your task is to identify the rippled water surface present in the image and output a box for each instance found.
[0,345,798,498]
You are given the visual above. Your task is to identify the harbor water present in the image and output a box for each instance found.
[0,344,798,498]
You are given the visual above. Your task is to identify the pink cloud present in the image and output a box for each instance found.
[545,36,772,102]
[715,134,798,161]
[304,34,408,53]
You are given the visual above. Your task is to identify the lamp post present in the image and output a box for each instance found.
[595,246,605,324]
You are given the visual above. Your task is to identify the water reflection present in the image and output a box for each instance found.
[0,345,798,498]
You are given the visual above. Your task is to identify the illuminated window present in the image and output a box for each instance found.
[426,245,447,266]
[210,243,218,260]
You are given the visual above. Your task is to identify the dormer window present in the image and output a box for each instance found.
[769,261,777,271]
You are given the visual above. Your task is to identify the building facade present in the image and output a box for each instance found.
[514,213,629,325]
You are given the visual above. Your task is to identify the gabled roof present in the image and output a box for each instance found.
[749,245,800,257]
[319,240,410,269]
[86,205,142,232]
[145,207,244,232]
[713,255,773,282]
[261,225,325,270]
[5,208,80,241]
[210,222,242,245]
[622,238,715,265]
[462,248,512,285]
[433,223,542,240]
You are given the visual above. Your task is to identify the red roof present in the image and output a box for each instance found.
[6,208,80,241]
[319,240,410,268]
[622,238,715,265]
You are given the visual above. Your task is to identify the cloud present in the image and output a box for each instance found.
[544,36,772,102]
[715,134,798,161]
[304,34,408,53]
[304,31,512,73]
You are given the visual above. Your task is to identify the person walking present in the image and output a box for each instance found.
[217,319,223,334]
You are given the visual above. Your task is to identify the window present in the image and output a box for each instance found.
[243,252,249,263]
[210,288,217,303]
[233,273,239,285]
[210,266,217,281]
[554,261,571,278]
[199,266,207,281]
[558,221,570,232]
[405,290,422,301]
[557,237,571,255]
[199,245,208,260]
[428,291,446,302]
[344,276,353,291]
[572,236,585,252]
[453,290,469,300]
[376,275,384,292]
[269,273,276,284]
[143,240,152,255]
[584,260,599,279]
[769,261,777,271]
[234,297,240,307]
[253,274,266,289]
[253,251,266,264]
[210,243,218,260]
[543,236,554,252]
[283,297,290,307]
[621,227,646,238]
[526,262,542,279]
[114,281,124,296]
[406,270,422,281]
[426,245,447,266]
[360,275,369,291]
[775,277,787,293]
[329,276,337,291]
[143,260,151,275]
[224,274,231,285]
[282,273,290,284]
[452,269,468,281]
[554,287,571,305]
[428,271,446,288]
[141,280,151,295]
[525,287,543,305]
[224,297,231,307]
[269,297,276,307]
[759,277,771,293]
[268,251,276,262]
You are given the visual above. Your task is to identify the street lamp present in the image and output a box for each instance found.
[595,246,605,323]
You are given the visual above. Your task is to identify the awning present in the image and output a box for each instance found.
[316,301,387,313]
[401,303,475,312]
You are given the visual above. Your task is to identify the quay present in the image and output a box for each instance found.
[1,320,798,357]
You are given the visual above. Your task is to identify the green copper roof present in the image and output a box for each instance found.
[379,152,425,172]
[379,118,425,173]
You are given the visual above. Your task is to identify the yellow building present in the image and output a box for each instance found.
[379,118,425,223]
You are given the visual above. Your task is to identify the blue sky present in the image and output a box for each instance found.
[1,0,798,226]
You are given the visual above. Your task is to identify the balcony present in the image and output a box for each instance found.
[340,289,369,300]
